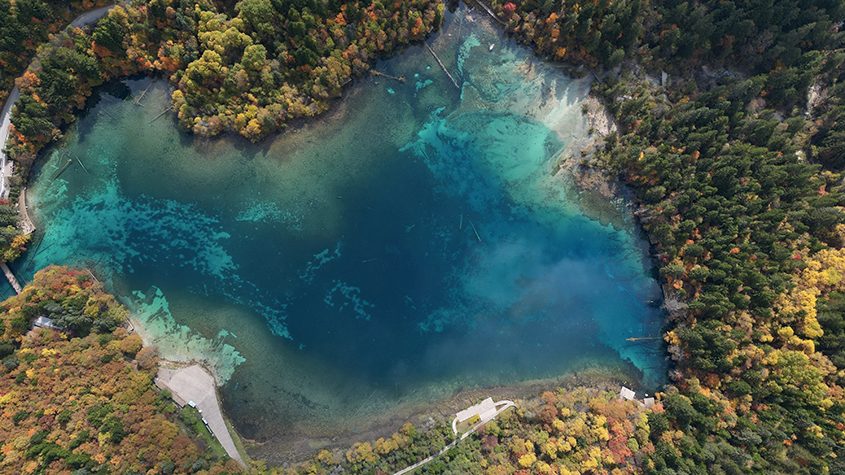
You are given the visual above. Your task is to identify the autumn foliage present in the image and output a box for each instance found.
[276,387,655,475]
[0,266,244,474]
[4,0,446,177]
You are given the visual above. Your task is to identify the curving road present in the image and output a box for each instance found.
[70,4,120,27]
[0,3,121,201]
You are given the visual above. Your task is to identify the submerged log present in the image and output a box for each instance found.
[75,155,88,174]
[54,158,72,180]
[469,220,481,242]
[372,70,406,82]
[134,82,153,106]
[149,106,174,125]
[426,44,461,90]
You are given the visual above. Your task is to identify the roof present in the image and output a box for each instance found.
[33,316,61,330]
[452,398,517,436]
[620,386,636,400]
[456,397,497,423]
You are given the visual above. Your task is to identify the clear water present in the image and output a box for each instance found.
[17,8,663,445]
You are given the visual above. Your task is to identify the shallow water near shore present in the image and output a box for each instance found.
[17,6,664,452]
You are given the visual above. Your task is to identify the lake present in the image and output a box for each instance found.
[15,4,664,454]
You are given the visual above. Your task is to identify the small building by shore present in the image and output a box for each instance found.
[32,316,62,331]
[620,386,656,408]
[452,397,516,435]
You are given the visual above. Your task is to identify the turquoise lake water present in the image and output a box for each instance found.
[14,7,664,447]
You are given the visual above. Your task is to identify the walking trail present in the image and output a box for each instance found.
[392,400,516,475]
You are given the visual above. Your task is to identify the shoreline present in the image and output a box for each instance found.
[19,8,667,467]
[236,358,647,466]
[87,79,663,466]
[123,298,649,466]
[154,362,248,467]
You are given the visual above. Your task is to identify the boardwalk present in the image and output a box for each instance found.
[155,365,246,468]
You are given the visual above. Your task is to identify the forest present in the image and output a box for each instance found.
[0,266,243,474]
[2,0,845,473]
[485,0,845,472]
[0,0,113,104]
[3,0,445,178]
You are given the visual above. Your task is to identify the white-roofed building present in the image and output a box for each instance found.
[452,397,516,436]
[32,316,61,331]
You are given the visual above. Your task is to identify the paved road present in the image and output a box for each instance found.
[0,4,117,206]
[156,365,246,468]
[70,4,119,27]
[0,86,19,199]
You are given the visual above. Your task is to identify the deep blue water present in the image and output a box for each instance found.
[17,7,664,443]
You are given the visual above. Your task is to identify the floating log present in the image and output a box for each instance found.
[134,82,152,106]
[586,64,603,84]
[149,106,174,125]
[625,336,662,342]
[86,269,101,284]
[372,70,405,82]
[459,213,463,230]
[425,44,461,90]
